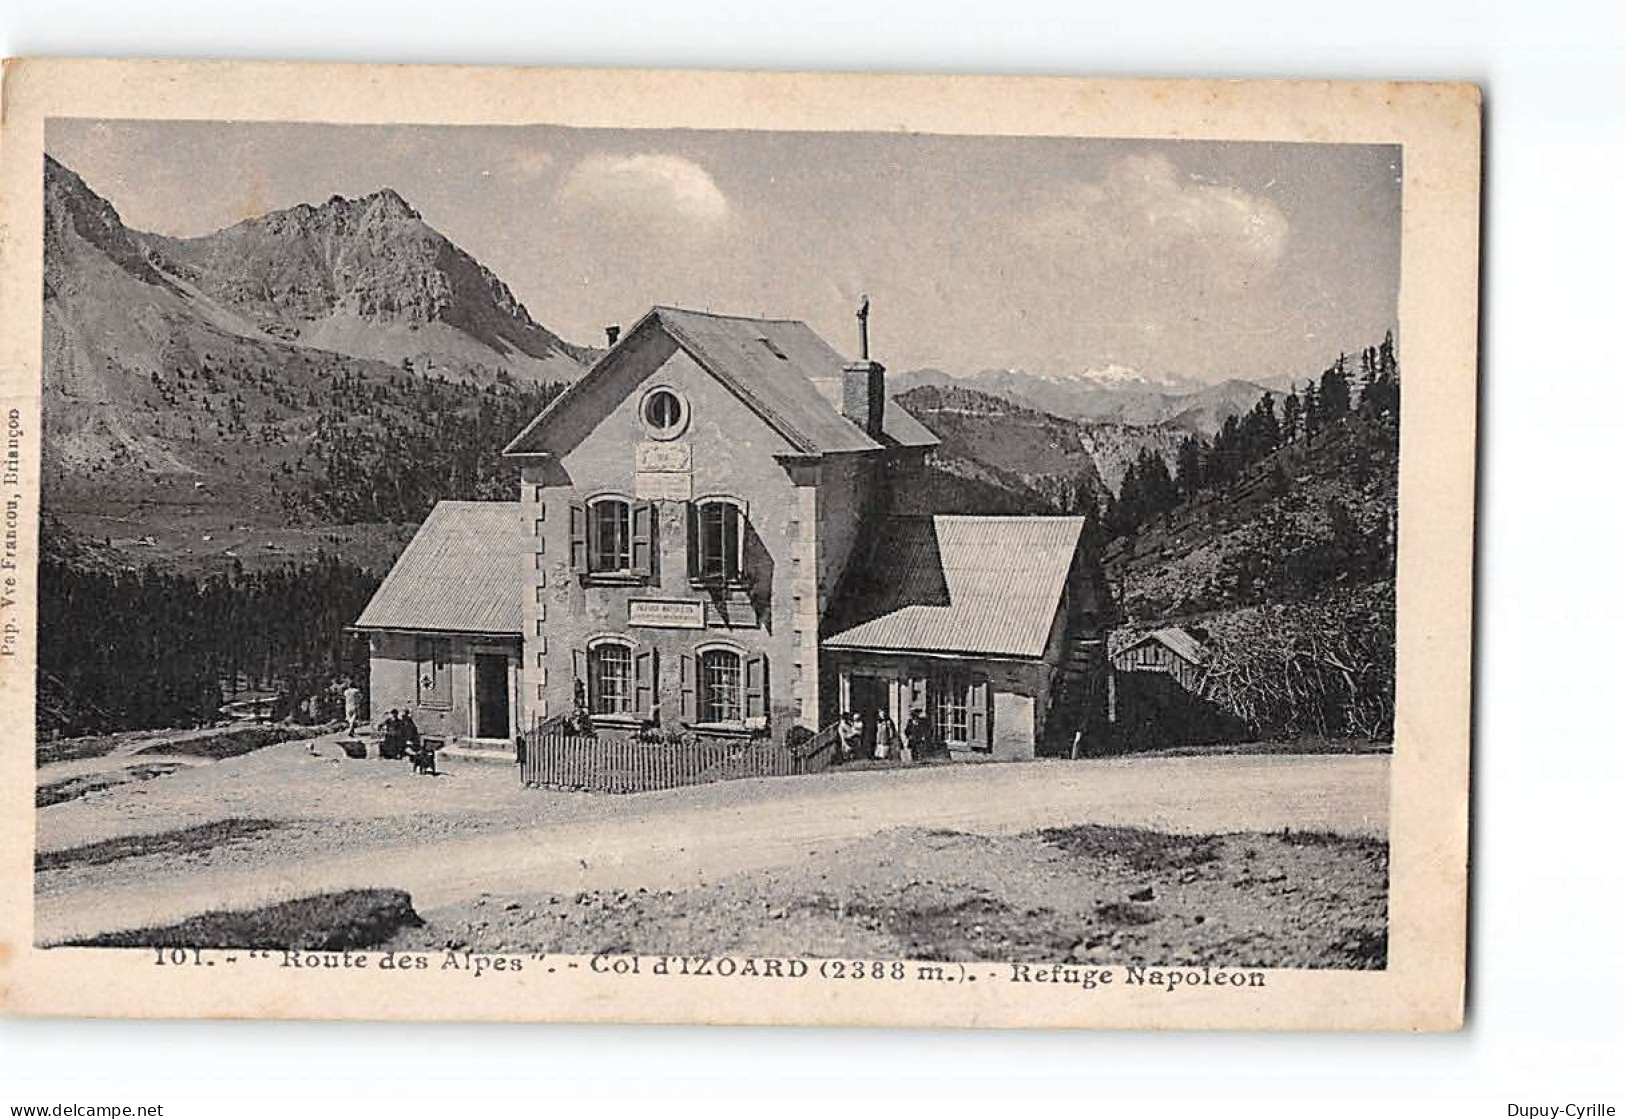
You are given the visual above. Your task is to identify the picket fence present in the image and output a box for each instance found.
[520,723,840,794]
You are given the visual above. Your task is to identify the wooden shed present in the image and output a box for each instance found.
[1110,626,1211,694]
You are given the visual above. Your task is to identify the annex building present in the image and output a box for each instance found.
[354,305,1110,760]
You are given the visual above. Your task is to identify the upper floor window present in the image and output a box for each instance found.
[570,496,654,578]
[640,386,689,440]
[692,498,745,584]
[592,499,631,573]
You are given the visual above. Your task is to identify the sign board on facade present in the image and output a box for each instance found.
[635,471,694,501]
[628,598,706,629]
[636,441,692,472]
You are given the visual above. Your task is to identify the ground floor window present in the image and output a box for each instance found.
[415,636,452,709]
[589,643,634,716]
[701,648,743,723]
[932,676,972,746]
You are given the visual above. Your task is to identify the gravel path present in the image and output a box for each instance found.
[35,748,1386,945]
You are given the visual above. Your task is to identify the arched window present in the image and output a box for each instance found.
[588,641,634,716]
[699,648,743,724]
[691,498,745,583]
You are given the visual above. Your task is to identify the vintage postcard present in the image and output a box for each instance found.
[0,59,1480,1029]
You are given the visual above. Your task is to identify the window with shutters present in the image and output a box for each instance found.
[590,498,631,572]
[693,498,745,583]
[588,642,634,716]
[930,674,990,750]
[700,648,743,724]
[931,676,971,746]
[573,496,654,580]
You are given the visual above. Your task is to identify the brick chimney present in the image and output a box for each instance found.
[841,294,886,437]
[605,324,621,347]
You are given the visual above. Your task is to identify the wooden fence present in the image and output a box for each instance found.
[520,724,841,794]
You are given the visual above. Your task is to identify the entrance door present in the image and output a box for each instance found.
[849,675,888,758]
[473,653,511,740]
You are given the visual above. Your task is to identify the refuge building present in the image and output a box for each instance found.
[354,305,1111,759]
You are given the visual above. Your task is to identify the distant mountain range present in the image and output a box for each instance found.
[888,365,1279,436]
[895,384,1195,512]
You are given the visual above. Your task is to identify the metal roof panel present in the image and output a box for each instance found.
[354,501,524,635]
[823,516,1085,659]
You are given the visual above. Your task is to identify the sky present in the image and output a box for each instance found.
[45,119,1401,383]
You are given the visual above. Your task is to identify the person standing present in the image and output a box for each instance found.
[380,709,405,760]
[903,707,930,765]
[342,679,363,737]
[836,711,860,763]
[873,708,897,761]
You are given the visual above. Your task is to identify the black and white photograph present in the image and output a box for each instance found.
[0,61,1480,1037]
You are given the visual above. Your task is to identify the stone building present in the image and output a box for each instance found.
[355,304,1110,759]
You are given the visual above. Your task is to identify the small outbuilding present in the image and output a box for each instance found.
[1110,626,1211,695]
[353,501,524,748]
[1107,625,1248,748]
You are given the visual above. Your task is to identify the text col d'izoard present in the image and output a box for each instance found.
[152,947,1270,993]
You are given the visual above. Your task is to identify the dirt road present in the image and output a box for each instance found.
[35,752,1386,944]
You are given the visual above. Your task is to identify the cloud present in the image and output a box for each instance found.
[1021,154,1288,285]
[504,148,556,181]
[555,152,729,238]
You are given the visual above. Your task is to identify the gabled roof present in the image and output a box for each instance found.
[354,502,523,635]
[1112,626,1211,665]
[823,516,1086,659]
[504,305,938,457]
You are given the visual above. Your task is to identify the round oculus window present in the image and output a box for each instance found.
[640,387,688,439]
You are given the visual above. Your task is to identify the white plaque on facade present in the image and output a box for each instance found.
[636,441,692,471]
[628,598,706,629]
[635,470,693,501]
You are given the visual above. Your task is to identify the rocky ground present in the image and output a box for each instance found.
[390,824,1388,970]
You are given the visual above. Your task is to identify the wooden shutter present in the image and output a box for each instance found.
[568,500,588,573]
[745,653,769,720]
[630,501,654,577]
[680,654,697,721]
[968,677,990,750]
[634,649,656,717]
[728,501,748,582]
[686,502,700,580]
[572,648,588,684]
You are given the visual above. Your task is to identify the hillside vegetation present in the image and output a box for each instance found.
[1101,341,1401,742]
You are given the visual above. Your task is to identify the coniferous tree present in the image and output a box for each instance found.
[1319,354,1352,420]
[1301,381,1322,443]
[1174,436,1205,498]
[1281,386,1302,445]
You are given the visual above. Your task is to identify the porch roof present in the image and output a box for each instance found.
[822,515,1085,659]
